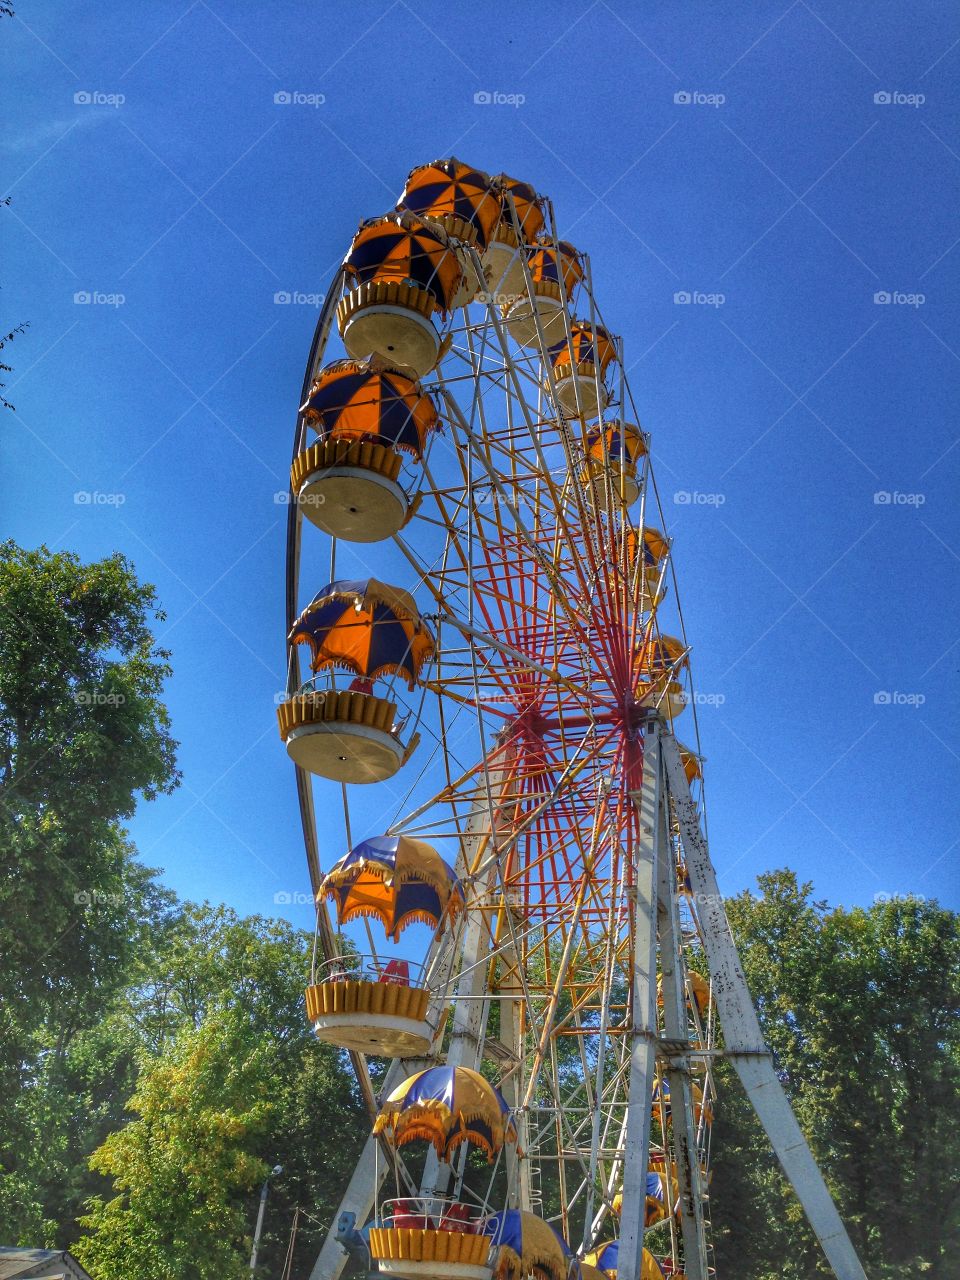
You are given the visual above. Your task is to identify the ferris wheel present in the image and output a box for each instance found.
[278,158,868,1280]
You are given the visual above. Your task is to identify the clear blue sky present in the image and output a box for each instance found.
[4,1,959,934]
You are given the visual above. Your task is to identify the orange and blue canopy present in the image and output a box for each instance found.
[343,213,462,312]
[300,360,438,459]
[579,1266,608,1280]
[636,633,687,676]
[645,1165,680,1225]
[676,743,703,783]
[657,970,710,1015]
[483,1209,571,1280]
[582,1241,664,1280]
[320,834,463,941]
[373,1065,517,1162]
[620,526,669,572]
[528,238,583,299]
[611,1171,680,1226]
[494,174,546,243]
[652,1077,713,1128]
[551,321,617,372]
[587,422,647,469]
[400,157,502,249]
[290,579,434,690]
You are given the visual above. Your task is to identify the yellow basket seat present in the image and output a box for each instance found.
[291,437,407,543]
[370,1219,493,1280]
[277,690,411,783]
[304,975,432,1056]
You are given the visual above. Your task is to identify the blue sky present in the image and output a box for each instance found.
[4,0,959,933]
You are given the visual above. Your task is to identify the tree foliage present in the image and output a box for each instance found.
[710,871,960,1279]
[0,541,180,1241]
[73,908,369,1280]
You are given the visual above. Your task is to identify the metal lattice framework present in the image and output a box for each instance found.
[281,166,869,1280]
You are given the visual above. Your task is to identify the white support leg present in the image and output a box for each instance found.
[497,904,532,1209]
[306,1058,406,1280]
[654,781,709,1280]
[619,722,663,1280]
[660,732,868,1280]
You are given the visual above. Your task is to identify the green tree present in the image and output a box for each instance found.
[710,871,960,1279]
[0,540,179,1241]
[75,1010,277,1280]
[74,907,369,1279]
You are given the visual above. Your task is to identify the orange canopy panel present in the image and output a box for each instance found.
[657,969,711,1015]
[636,633,687,676]
[587,421,648,468]
[300,359,438,459]
[374,1065,517,1162]
[399,157,502,249]
[652,1077,714,1128]
[289,579,435,690]
[493,173,546,243]
[320,834,464,941]
[676,743,703,783]
[620,525,670,570]
[343,213,463,313]
[551,321,617,373]
[527,237,584,299]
